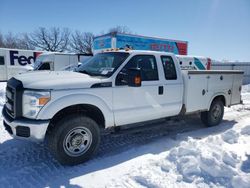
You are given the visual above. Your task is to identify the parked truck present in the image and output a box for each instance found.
[0,48,43,81]
[33,52,92,71]
[2,50,243,165]
[93,32,188,55]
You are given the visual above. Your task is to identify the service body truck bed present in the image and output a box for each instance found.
[2,50,243,165]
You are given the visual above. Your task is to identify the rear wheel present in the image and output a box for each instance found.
[47,115,100,165]
[200,99,224,127]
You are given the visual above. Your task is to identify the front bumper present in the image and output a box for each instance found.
[2,106,50,142]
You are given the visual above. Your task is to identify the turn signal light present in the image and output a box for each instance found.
[39,97,50,106]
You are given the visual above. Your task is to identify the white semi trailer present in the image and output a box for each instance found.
[0,48,43,81]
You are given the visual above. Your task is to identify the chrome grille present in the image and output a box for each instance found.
[5,78,23,119]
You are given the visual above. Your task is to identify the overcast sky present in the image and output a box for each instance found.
[0,0,249,61]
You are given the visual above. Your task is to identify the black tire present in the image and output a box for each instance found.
[200,99,224,127]
[47,114,100,165]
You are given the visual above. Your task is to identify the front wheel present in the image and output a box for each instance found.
[47,115,100,165]
[200,99,224,127]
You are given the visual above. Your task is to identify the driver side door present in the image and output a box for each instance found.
[113,54,163,126]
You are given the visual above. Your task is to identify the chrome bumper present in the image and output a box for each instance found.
[2,106,50,142]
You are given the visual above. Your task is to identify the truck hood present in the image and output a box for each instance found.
[14,71,105,90]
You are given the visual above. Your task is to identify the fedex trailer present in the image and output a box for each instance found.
[0,48,43,81]
[93,32,188,55]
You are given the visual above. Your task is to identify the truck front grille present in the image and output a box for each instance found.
[5,78,24,119]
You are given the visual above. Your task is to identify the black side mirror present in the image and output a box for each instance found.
[128,68,142,87]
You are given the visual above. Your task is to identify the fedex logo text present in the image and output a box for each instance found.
[10,51,41,66]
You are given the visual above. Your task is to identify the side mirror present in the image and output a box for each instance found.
[128,68,142,87]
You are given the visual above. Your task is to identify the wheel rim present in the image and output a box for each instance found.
[63,127,92,157]
[211,104,222,122]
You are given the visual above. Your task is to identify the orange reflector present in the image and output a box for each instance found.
[39,97,50,106]
[134,76,141,85]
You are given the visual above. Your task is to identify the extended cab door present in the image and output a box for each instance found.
[158,55,183,116]
[0,52,7,81]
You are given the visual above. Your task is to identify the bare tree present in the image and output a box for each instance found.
[0,32,4,47]
[3,32,19,48]
[0,31,34,50]
[70,31,94,54]
[108,25,132,34]
[27,27,70,52]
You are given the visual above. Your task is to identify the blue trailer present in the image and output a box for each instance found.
[93,32,188,55]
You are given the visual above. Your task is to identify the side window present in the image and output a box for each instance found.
[161,56,177,80]
[116,55,158,85]
[38,62,51,70]
[0,56,5,65]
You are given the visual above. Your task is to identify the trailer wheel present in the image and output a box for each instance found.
[200,99,224,127]
[47,115,100,165]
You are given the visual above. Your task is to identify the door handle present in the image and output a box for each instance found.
[158,86,164,95]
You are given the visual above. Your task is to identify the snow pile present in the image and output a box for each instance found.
[107,128,250,188]
[0,81,250,188]
[241,125,250,135]
[221,129,239,144]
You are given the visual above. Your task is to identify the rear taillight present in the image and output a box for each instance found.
[207,58,211,70]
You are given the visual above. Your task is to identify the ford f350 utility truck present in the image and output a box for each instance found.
[2,50,243,165]
[0,48,43,81]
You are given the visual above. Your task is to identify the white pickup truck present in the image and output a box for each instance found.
[2,50,243,165]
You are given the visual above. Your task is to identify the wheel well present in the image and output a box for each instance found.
[212,95,226,106]
[48,104,105,130]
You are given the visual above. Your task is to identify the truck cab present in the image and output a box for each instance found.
[34,52,92,71]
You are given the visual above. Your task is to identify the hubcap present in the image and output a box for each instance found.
[211,104,222,122]
[63,127,92,157]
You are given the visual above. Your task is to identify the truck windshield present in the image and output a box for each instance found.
[76,52,129,77]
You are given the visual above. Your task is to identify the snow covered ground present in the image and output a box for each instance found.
[0,82,250,188]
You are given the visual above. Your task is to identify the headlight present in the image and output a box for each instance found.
[22,90,51,119]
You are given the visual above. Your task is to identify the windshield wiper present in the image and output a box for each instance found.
[78,69,109,77]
